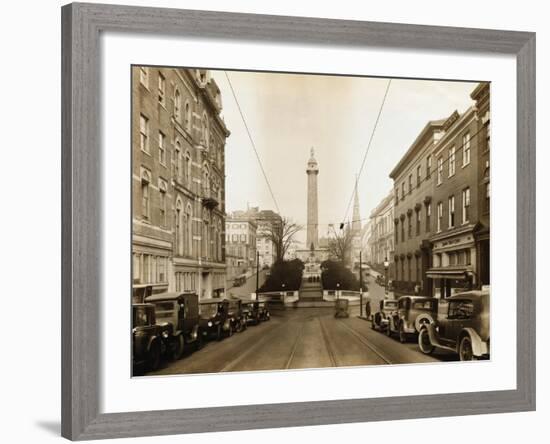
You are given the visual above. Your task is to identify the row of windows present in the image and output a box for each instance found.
[133,253,168,285]
[395,132,472,204]
[394,255,422,283]
[435,188,471,233]
[226,234,257,244]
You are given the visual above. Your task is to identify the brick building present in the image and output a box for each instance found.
[427,83,491,297]
[132,67,230,301]
[225,215,258,280]
[367,190,395,278]
[390,118,446,295]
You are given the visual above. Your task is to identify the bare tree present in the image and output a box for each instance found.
[327,226,354,265]
[265,217,303,262]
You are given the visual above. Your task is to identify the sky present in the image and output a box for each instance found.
[212,69,477,247]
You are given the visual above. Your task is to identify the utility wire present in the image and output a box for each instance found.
[224,71,281,214]
[340,79,392,227]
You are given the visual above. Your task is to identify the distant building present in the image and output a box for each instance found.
[368,191,395,278]
[225,216,257,280]
[232,207,282,268]
[132,67,230,301]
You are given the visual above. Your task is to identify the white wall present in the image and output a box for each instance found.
[0,0,546,443]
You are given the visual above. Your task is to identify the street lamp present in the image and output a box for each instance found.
[336,282,340,300]
[383,257,390,295]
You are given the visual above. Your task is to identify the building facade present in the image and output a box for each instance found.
[132,67,230,301]
[368,191,395,278]
[427,83,491,297]
[390,118,446,295]
[225,216,257,280]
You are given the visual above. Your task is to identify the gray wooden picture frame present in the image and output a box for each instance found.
[61,2,536,440]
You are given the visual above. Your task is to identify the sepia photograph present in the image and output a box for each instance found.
[131,66,490,377]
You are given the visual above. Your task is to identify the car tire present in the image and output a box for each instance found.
[418,328,435,354]
[386,321,393,337]
[147,340,161,372]
[459,335,475,361]
[228,324,234,337]
[172,335,184,360]
[195,333,204,351]
[216,325,223,341]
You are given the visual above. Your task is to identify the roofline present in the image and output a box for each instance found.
[389,118,447,179]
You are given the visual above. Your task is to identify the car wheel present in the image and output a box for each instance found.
[418,328,435,354]
[399,323,407,343]
[172,335,184,360]
[216,325,223,341]
[195,332,204,351]
[386,321,393,337]
[459,335,475,361]
[147,340,161,372]
[228,324,234,337]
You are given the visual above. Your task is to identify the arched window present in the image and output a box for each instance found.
[140,169,151,220]
[202,163,210,196]
[185,151,191,188]
[202,113,209,147]
[175,199,183,256]
[185,203,193,256]
[174,140,181,180]
[184,101,191,131]
[174,89,181,121]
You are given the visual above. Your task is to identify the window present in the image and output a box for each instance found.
[395,187,399,204]
[158,257,166,282]
[416,210,421,235]
[462,132,471,166]
[486,182,491,212]
[394,222,398,244]
[426,203,431,232]
[158,131,166,165]
[408,214,412,237]
[185,102,191,131]
[232,234,238,242]
[185,152,192,187]
[174,89,181,121]
[448,195,455,228]
[408,174,413,194]
[462,187,470,223]
[416,165,421,187]
[437,202,443,232]
[401,182,405,200]
[426,155,432,179]
[158,181,167,225]
[401,219,405,242]
[448,300,474,319]
[139,114,149,153]
[437,157,443,185]
[141,172,150,220]
[449,146,456,176]
[158,72,165,104]
[139,67,148,87]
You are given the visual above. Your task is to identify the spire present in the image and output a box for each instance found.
[352,176,361,232]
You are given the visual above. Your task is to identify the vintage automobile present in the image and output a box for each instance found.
[243,301,264,325]
[334,298,350,318]
[144,292,202,360]
[232,274,247,287]
[375,274,386,287]
[371,298,398,331]
[132,303,164,372]
[386,295,439,343]
[199,298,231,340]
[257,301,271,321]
[226,298,247,332]
[418,290,490,361]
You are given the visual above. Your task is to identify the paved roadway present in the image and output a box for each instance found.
[226,269,267,299]
[148,275,456,376]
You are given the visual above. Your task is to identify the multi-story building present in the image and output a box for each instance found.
[233,207,283,268]
[225,215,257,280]
[426,83,490,297]
[390,117,446,295]
[389,82,490,298]
[132,67,230,301]
[368,191,395,278]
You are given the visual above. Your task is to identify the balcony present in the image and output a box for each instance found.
[201,186,219,209]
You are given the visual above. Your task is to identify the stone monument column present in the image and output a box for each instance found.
[306,148,319,250]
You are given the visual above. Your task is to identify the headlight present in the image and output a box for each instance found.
[208,321,213,327]
[162,331,169,338]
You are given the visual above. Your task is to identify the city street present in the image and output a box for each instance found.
[226,269,267,299]
[147,277,455,376]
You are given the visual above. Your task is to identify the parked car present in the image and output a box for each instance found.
[375,275,386,287]
[257,301,271,321]
[371,299,398,331]
[145,292,202,360]
[386,296,439,343]
[226,298,247,332]
[233,274,247,287]
[132,303,164,372]
[334,298,350,318]
[199,298,231,340]
[243,301,260,325]
[418,290,490,361]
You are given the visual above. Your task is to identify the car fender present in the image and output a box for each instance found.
[147,335,160,352]
[460,328,489,357]
[415,313,436,333]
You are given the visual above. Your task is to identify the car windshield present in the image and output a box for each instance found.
[384,301,397,309]
[199,303,218,318]
[133,307,151,327]
[153,302,175,320]
[412,300,434,310]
